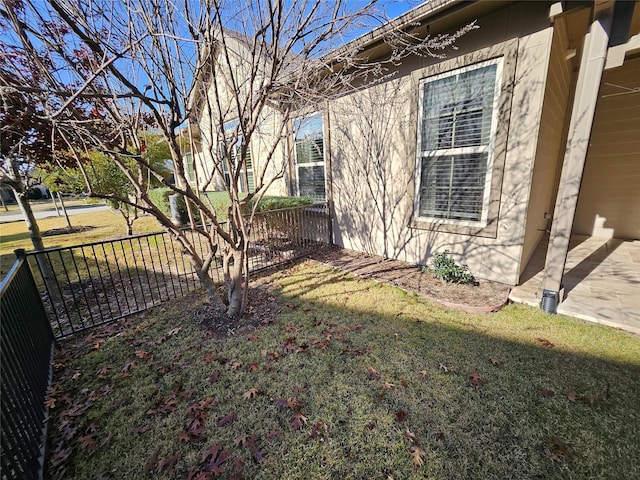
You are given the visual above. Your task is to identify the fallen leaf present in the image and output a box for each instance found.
[418,370,429,380]
[566,391,577,403]
[135,350,151,360]
[540,389,555,398]
[217,412,236,427]
[209,371,221,384]
[403,428,417,444]
[144,447,160,473]
[382,382,395,389]
[252,449,265,463]
[410,446,426,467]
[395,410,408,422]
[247,334,259,342]
[290,411,308,430]
[309,420,329,442]
[78,433,97,448]
[246,361,259,372]
[438,363,451,373]
[266,429,283,440]
[489,358,504,368]
[234,434,257,448]
[467,371,484,387]
[547,437,570,461]
[368,367,380,380]
[133,424,151,435]
[535,337,555,348]
[158,452,181,473]
[243,388,258,400]
[122,361,136,372]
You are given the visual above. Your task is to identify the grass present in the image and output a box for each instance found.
[0,209,162,277]
[46,262,640,479]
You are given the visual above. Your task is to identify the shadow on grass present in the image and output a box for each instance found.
[45,261,640,480]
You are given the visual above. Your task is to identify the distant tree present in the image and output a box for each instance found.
[1,0,472,318]
[0,63,65,252]
[41,133,172,235]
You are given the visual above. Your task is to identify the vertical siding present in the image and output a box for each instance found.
[519,20,574,276]
[573,57,640,240]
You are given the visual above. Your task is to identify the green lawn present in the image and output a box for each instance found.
[46,262,640,479]
[0,210,162,278]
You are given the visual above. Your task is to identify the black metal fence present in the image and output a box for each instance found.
[25,203,330,339]
[0,252,55,480]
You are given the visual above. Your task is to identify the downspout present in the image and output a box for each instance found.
[540,1,614,314]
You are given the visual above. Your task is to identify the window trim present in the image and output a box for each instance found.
[293,111,327,202]
[414,57,503,228]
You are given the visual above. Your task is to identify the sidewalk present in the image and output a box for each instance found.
[0,204,110,223]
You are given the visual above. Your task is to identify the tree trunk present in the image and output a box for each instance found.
[14,188,46,252]
[56,192,72,230]
[223,248,245,319]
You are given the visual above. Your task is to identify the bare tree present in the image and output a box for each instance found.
[1,0,473,318]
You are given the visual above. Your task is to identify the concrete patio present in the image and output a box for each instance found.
[510,235,640,335]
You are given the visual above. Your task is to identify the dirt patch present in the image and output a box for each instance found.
[194,284,283,339]
[43,225,95,237]
[308,245,511,310]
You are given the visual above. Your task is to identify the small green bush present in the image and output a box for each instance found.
[27,188,43,200]
[148,187,200,224]
[427,250,476,284]
[245,195,313,213]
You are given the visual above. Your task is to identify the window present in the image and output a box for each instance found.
[416,59,502,224]
[294,113,325,202]
[221,121,254,193]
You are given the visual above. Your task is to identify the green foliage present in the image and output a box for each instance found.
[245,195,313,213]
[148,187,200,224]
[148,187,172,215]
[27,187,43,200]
[427,250,475,284]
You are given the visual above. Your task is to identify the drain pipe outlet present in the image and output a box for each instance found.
[541,289,560,314]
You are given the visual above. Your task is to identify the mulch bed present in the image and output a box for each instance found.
[307,245,511,310]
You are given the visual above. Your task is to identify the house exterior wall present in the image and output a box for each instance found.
[519,17,576,276]
[573,56,640,240]
[328,2,554,285]
[192,35,289,197]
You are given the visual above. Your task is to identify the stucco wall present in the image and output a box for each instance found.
[573,57,640,240]
[329,2,554,285]
[519,18,575,276]
[193,36,289,197]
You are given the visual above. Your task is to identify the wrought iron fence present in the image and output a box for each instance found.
[0,251,55,480]
[24,203,330,339]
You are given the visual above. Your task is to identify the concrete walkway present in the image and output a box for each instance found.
[0,204,110,223]
[510,235,640,335]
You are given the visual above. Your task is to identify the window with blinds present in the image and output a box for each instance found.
[221,121,254,193]
[294,113,325,202]
[417,59,501,223]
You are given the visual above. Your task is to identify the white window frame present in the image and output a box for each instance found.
[415,57,503,227]
[294,112,326,202]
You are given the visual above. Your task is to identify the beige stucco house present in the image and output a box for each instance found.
[193,0,639,322]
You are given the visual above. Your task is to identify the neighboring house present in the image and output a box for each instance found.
[192,0,639,316]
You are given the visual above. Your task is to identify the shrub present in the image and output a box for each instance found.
[427,250,476,284]
[27,187,43,200]
[148,187,200,224]
[244,195,313,213]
